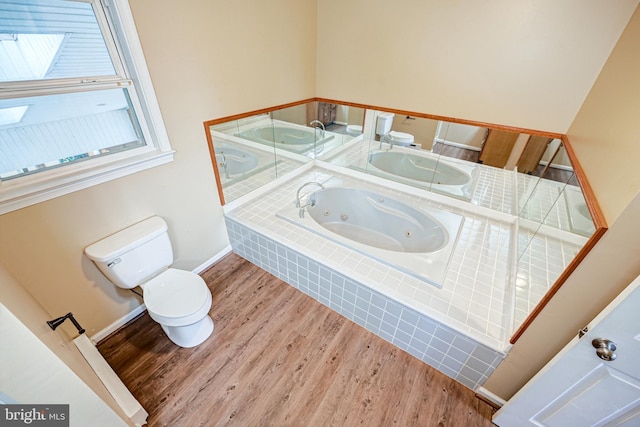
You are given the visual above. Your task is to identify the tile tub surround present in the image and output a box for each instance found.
[224,166,513,390]
[226,219,505,391]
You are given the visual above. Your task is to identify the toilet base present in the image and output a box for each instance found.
[160,315,214,348]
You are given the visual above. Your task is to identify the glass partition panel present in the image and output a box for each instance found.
[205,100,605,345]
[513,142,596,329]
[209,114,278,203]
[209,101,369,204]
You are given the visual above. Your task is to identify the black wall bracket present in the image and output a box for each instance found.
[47,312,85,335]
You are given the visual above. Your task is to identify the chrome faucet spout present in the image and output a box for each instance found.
[216,152,229,178]
[295,181,325,217]
[309,120,326,137]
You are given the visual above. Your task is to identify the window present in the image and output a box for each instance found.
[0,0,173,213]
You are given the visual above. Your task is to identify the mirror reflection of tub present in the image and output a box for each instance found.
[215,146,259,178]
[212,140,290,203]
[364,150,479,201]
[277,186,463,288]
[236,122,336,154]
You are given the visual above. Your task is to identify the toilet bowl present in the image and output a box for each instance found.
[85,216,214,348]
[142,268,213,347]
[375,113,415,147]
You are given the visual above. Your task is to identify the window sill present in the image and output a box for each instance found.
[0,150,175,215]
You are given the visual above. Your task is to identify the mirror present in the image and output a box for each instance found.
[206,100,365,204]
[204,99,605,344]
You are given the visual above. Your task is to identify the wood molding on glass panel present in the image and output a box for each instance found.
[314,97,566,140]
[204,98,608,344]
[203,121,226,206]
[509,135,608,343]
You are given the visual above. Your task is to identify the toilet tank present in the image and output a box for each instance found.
[84,216,173,289]
[375,112,394,136]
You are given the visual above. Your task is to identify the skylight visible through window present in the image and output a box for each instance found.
[0,33,65,81]
[0,106,27,125]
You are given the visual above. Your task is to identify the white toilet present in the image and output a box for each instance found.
[375,112,415,146]
[85,216,214,348]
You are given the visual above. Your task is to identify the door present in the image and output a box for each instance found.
[517,136,553,174]
[494,273,640,426]
[479,129,519,168]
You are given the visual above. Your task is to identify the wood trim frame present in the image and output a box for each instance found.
[203,98,608,344]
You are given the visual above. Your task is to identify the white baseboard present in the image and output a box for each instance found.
[434,137,482,152]
[91,303,147,344]
[538,160,574,171]
[476,386,507,408]
[91,245,233,343]
[74,334,148,425]
[192,244,232,274]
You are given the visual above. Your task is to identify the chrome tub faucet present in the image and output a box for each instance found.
[295,181,325,218]
[309,120,326,138]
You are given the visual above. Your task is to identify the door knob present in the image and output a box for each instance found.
[592,338,617,361]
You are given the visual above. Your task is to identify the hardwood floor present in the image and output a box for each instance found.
[431,142,480,163]
[98,254,496,426]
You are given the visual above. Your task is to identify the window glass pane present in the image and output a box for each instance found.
[0,105,28,125]
[0,88,146,180]
[0,0,116,82]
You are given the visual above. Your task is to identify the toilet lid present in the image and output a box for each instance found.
[143,269,209,319]
[389,131,414,142]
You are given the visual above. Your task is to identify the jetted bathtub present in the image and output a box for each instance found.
[236,125,335,154]
[215,146,259,177]
[366,151,478,201]
[277,186,463,287]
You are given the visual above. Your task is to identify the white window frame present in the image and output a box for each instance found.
[0,0,174,214]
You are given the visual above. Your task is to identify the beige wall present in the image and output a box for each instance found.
[0,0,317,337]
[484,5,640,399]
[565,5,640,224]
[316,0,638,133]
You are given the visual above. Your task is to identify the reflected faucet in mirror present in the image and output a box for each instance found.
[309,120,325,137]
[215,152,228,178]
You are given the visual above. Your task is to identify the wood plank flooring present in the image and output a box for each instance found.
[431,142,480,163]
[98,253,496,426]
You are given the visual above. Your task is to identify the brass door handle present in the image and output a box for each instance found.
[592,338,617,361]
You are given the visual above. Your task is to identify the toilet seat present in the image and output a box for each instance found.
[388,131,414,145]
[143,268,212,327]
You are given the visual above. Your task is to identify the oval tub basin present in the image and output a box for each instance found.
[215,147,259,176]
[236,125,335,153]
[307,187,447,253]
[277,185,464,288]
[368,151,470,186]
